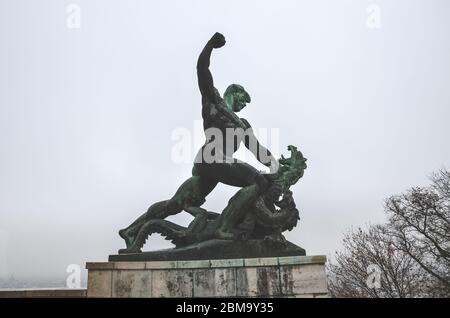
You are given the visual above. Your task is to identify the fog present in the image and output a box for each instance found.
[1,0,449,284]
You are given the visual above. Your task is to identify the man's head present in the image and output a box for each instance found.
[224,84,251,112]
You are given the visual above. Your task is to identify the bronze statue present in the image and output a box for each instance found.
[115,33,307,259]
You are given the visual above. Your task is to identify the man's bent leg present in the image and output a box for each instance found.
[193,161,270,240]
[119,200,169,248]
[119,175,217,249]
[194,161,269,193]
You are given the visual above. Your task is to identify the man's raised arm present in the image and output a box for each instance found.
[197,32,226,102]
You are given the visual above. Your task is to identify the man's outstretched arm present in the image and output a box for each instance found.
[243,121,279,173]
[197,32,225,102]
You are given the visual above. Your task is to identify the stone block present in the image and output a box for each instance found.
[87,270,112,297]
[177,260,210,269]
[278,255,327,266]
[86,262,114,270]
[112,270,152,297]
[193,268,236,297]
[280,264,328,295]
[145,260,177,269]
[114,262,146,270]
[236,266,280,297]
[152,270,193,297]
[244,257,278,267]
[210,258,244,268]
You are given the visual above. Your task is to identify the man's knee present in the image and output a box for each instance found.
[145,200,178,219]
[166,198,183,216]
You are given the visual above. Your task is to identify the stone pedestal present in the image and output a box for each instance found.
[86,255,328,298]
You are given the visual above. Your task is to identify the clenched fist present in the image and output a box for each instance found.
[208,32,226,49]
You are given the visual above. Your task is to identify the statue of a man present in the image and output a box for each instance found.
[118,32,279,253]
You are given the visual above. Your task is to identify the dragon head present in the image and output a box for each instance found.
[261,145,306,226]
[271,145,307,194]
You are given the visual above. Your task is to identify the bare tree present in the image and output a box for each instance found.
[329,169,450,298]
[385,169,450,296]
[328,225,427,298]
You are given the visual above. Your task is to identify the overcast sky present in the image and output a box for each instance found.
[1,0,449,283]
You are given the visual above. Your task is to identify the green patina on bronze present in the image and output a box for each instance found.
[115,33,308,260]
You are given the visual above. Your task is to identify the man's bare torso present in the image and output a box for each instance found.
[199,91,250,162]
